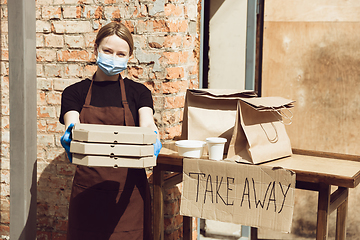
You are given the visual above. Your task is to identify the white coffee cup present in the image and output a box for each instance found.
[206,137,227,161]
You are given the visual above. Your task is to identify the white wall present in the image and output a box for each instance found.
[208,0,248,90]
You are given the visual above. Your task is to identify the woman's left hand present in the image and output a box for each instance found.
[153,131,162,158]
[61,123,74,162]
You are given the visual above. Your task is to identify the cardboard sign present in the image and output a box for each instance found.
[180,158,296,233]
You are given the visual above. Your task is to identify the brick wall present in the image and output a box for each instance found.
[0,0,200,239]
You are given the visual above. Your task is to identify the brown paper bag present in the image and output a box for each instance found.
[227,97,295,164]
[181,89,257,154]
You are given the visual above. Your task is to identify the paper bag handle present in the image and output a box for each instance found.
[260,122,278,143]
[271,107,293,125]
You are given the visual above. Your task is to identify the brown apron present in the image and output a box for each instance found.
[67,77,153,240]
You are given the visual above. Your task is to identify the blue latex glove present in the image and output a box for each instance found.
[153,131,162,158]
[61,123,74,162]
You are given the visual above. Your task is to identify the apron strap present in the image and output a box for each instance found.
[83,75,95,106]
[83,74,136,127]
[119,76,136,126]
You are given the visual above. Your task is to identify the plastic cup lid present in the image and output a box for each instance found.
[175,140,206,148]
[205,137,227,144]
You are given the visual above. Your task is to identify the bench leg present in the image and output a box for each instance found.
[335,197,348,240]
[251,227,258,240]
[183,216,193,240]
[316,183,331,240]
[153,166,164,240]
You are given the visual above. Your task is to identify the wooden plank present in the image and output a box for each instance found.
[329,187,348,213]
[163,173,182,189]
[262,154,360,182]
[265,0,360,22]
[316,183,330,240]
[262,21,360,156]
[293,149,360,162]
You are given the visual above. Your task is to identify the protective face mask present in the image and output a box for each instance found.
[96,52,129,76]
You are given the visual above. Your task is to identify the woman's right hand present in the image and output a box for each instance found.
[61,123,74,162]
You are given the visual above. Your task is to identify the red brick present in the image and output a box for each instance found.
[46,91,61,105]
[164,124,182,139]
[57,50,91,62]
[52,21,92,34]
[47,120,63,133]
[38,120,47,132]
[94,6,103,19]
[137,5,148,18]
[112,8,121,19]
[1,49,8,60]
[76,6,82,18]
[165,95,185,109]
[36,230,51,240]
[84,65,97,76]
[65,35,85,48]
[37,206,50,220]
[179,51,189,63]
[44,34,64,48]
[143,81,160,94]
[56,163,76,176]
[54,219,68,232]
[38,91,47,105]
[42,6,62,20]
[37,106,56,118]
[161,52,179,65]
[167,20,188,33]
[164,200,180,216]
[184,35,195,48]
[0,224,9,235]
[162,110,182,125]
[153,20,169,32]
[164,185,182,200]
[189,78,199,89]
[53,232,67,240]
[164,217,173,232]
[165,227,183,240]
[162,80,187,94]
[166,67,184,80]
[173,214,183,227]
[189,63,198,75]
[54,205,68,218]
[122,20,134,33]
[37,49,57,62]
[64,64,84,77]
[164,3,183,17]
[44,64,63,78]
[127,66,144,79]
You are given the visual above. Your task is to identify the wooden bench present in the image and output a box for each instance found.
[152,148,360,240]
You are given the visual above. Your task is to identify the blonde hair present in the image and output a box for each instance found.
[95,22,134,56]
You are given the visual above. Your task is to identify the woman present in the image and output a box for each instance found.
[59,22,161,240]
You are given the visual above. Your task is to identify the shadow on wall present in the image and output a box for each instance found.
[33,153,184,239]
[36,152,75,239]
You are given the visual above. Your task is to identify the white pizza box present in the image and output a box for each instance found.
[72,153,157,168]
[70,141,154,157]
[72,123,157,144]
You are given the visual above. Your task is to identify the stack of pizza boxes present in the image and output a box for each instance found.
[70,123,157,168]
